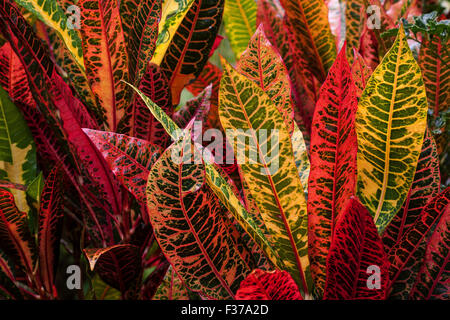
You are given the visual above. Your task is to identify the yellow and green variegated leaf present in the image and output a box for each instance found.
[219,59,311,294]
[127,82,283,271]
[236,25,294,134]
[150,0,196,66]
[0,87,37,213]
[14,0,84,70]
[355,26,428,233]
[279,0,337,82]
[345,0,365,64]
[223,0,257,58]
[235,26,309,195]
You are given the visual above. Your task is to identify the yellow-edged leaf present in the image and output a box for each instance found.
[355,25,428,233]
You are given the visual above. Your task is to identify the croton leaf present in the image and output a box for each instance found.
[0,86,37,213]
[387,187,450,299]
[358,21,380,72]
[419,34,449,118]
[307,44,358,295]
[219,59,310,294]
[237,25,294,134]
[150,0,195,65]
[279,0,337,82]
[146,134,250,299]
[119,63,173,148]
[0,42,34,107]
[160,0,224,105]
[409,204,449,299]
[14,0,84,70]
[129,82,284,273]
[120,0,161,85]
[84,244,142,296]
[83,129,162,204]
[172,85,211,129]
[0,189,36,275]
[344,0,365,64]
[351,48,372,98]
[355,25,428,233]
[256,0,316,132]
[324,197,389,300]
[382,129,441,253]
[185,61,222,130]
[153,266,190,300]
[236,269,303,300]
[223,0,257,58]
[0,0,117,243]
[0,267,22,299]
[38,164,65,295]
[79,0,129,131]
[419,34,449,157]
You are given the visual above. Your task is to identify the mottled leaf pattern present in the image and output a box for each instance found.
[121,0,161,84]
[223,0,257,57]
[84,129,162,204]
[387,187,450,299]
[151,0,196,65]
[351,49,372,98]
[324,197,390,300]
[344,0,364,63]
[119,63,173,148]
[382,129,441,253]
[355,26,428,233]
[237,25,294,134]
[79,0,129,130]
[38,164,65,294]
[409,205,450,299]
[308,45,358,295]
[14,0,84,70]
[279,0,337,82]
[0,189,36,275]
[153,266,190,300]
[219,60,310,294]
[236,269,303,300]
[146,135,249,299]
[160,0,224,104]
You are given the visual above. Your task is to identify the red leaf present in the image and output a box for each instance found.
[324,197,389,300]
[83,129,162,203]
[386,187,450,298]
[118,63,173,148]
[351,48,372,98]
[382,129,441,253]
[307,44,358,294]
[0,42,34,107]
[409,205,450,299]
[38,164,65,295]
[84,244,142,296]
[236,269,303,300]
[0,189,36,275]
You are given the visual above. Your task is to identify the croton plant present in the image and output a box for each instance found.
[0,0,448,300]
